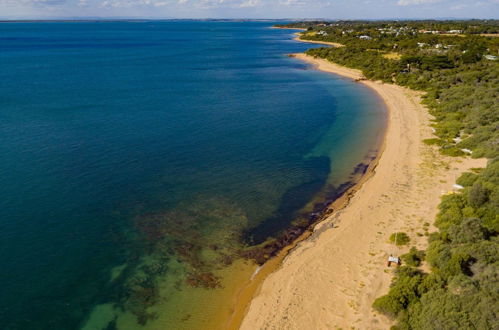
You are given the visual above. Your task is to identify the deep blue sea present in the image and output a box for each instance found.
[0,21,386,329]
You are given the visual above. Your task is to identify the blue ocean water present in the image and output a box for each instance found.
[0,21,386,329]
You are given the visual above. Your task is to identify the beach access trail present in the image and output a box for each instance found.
[239,53,486,329]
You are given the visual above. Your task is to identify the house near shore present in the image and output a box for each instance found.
[359,35,372,40]
[484,55,498,61]
[419,30,441,34]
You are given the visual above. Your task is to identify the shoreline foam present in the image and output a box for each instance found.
[235,40,487,328]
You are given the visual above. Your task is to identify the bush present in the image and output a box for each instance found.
[423,138,444,146]
[372,267,424,318]
[417,272,444,294]
[440,252,473,277]
[401,247,426,267]
[447,218,487,244]
[456,172,478,187]
[389,232,410,246]
[468,182,489,207]
[373,294,405,318]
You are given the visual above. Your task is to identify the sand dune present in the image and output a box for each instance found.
[239,54,486,330]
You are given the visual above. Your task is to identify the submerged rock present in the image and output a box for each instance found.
[186,272,222,289]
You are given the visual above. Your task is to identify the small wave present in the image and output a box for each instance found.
[251,266,262,280]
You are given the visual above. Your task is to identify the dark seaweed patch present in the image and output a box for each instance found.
[240,160,370,265]
[352,162,369,176]
[242,156,331,245]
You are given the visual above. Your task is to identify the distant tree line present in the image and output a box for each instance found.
[276,19,499,34]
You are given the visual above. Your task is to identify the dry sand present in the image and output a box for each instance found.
[239,54,487,330]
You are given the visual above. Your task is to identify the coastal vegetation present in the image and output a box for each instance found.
[401,247,426,267]
[389,232,410,246]
[277,19,499,35]
[281,20,499,329]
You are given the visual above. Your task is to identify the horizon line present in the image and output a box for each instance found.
[1,17,499,22]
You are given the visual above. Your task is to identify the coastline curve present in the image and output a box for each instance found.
[235,45,486,329]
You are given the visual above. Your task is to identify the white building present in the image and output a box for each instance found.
[484,55,498,61]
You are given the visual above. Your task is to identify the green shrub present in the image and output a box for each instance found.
[447,218,487,244]
[440,252,472,277]
[417,272,444,294]
[441,146,465,157]
[373,267,424,318]
[401,247,426,267]
[423,138,443,146]
[389,232,410,246]
[373,294,405,318]
[468,182,489,207]
[456,172,478,187]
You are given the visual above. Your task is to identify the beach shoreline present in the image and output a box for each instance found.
[293,34,345,48]
[225,52,388,329]
[224,46,390,330]
[226,126,386,330]
[272,26,345,47]
[270,26,307,31]
[235,39,487,328]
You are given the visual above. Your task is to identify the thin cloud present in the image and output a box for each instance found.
[100,0,161,8]
[1,0,496,18]
[0,0,67,4]
[451,3,467,10]
[397,0,442,6]
[239,0,260,7]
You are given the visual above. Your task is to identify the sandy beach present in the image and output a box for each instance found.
[274,27,345,47]
[239,53,487,329]
[293,34,345,48]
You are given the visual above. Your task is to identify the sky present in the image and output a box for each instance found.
[0,0,498,19]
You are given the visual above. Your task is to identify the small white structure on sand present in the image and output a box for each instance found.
[387,255,401,267]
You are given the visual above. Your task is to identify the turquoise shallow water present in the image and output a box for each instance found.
[0,21,386,329]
